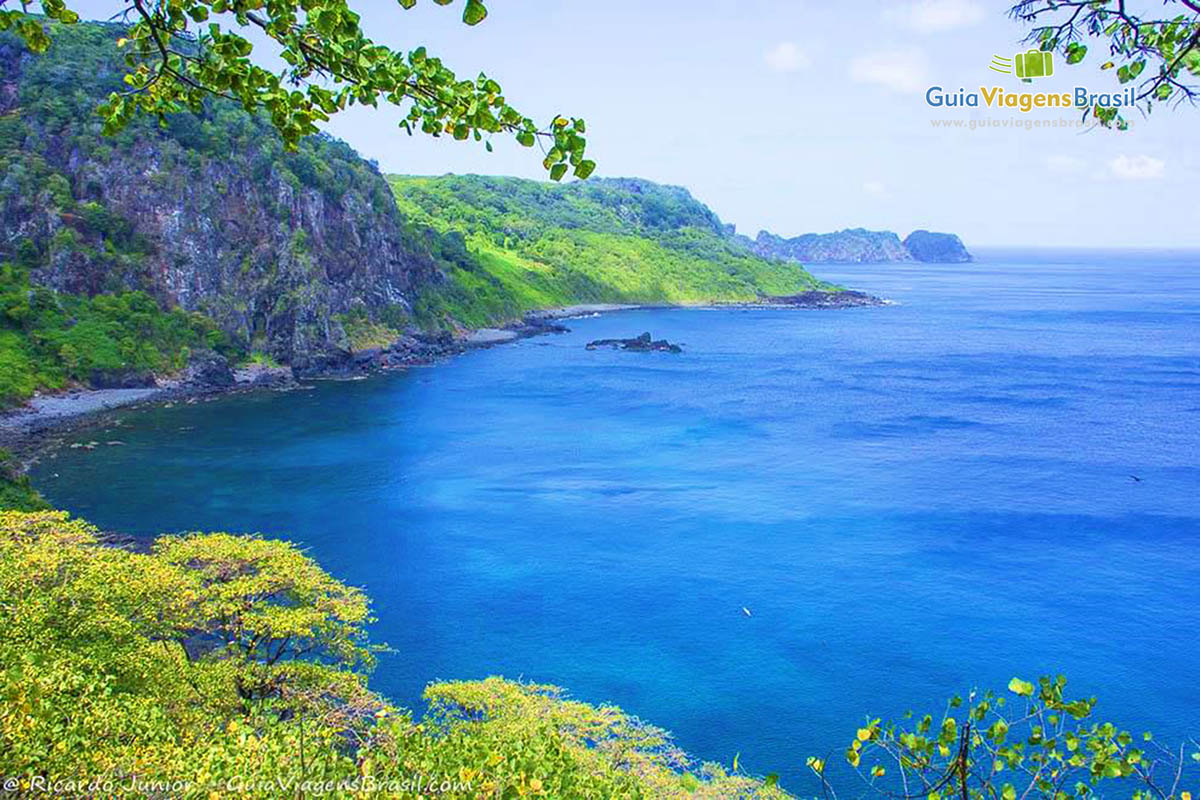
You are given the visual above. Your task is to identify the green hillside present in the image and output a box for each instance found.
[389,175,832,328]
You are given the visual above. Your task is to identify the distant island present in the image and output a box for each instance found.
[742,228,972,264]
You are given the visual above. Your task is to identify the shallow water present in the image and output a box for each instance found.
[36,248,1200,788]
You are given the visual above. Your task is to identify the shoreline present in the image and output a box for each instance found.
[0,292,884,467]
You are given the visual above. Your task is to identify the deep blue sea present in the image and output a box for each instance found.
[34,249,1200,789]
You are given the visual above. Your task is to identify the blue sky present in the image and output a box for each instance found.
[72,0,1199,247]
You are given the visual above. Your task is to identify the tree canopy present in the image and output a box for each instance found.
[1010,0,1200,128]
[0,0,594,180]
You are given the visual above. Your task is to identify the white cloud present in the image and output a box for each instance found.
[765,42,810,73]
[1109,154,1165,180]
[884,0,985,34]
[1044,155,1086,175]
[863,180,889,198]
[849,48,930,93]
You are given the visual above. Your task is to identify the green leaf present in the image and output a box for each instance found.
[463,0,487,26]
[1008,677,1035,697]
[574,159,596,180]
[549,163,568,182]
[680,773,700,792]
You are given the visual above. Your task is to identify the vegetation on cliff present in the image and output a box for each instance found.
[0,510,787,798]
[0,21,443,381]
[389,175,833,329]
[0,262,229,406]
[0,22,837,406]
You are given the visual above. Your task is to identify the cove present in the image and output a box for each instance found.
[34,249,1200,787]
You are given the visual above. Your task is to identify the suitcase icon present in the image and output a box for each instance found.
[1014,49,1054,79]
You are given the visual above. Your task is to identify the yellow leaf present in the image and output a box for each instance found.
[857,727,873,741]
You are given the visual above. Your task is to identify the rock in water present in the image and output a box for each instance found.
[586,332,683,353]
[903,230,973,263]
[181,350,235,390]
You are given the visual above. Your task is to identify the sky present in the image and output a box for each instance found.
[72,0,1200,247]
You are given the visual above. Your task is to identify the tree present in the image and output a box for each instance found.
[1010,0,1200,129]
[0,0,594,180]
[151,532,379,711]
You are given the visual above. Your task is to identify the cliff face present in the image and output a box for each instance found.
[0,23,442,371]
[903,230,972,263]
[749,229,914,264]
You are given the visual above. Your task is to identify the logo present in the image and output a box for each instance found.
[990,50,1055,80]
[925,47,1132,113]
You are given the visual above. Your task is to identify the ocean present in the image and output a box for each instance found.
[35,248,1200,788]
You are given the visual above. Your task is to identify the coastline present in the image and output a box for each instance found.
[0,291,884,466]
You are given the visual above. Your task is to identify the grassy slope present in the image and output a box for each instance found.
[390,175,831,329]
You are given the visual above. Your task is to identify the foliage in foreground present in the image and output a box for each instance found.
[390,175,833,329]
[809,678,1198,800]
[1009,0,1200,129]
[0,510,786,798]
[0,1,591,180]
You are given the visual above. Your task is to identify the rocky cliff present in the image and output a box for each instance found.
[747,229,914,264]
[0,22,443,372]
[903,230,972,263]
[745,227,972,264]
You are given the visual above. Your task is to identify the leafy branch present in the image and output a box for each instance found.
[808,675,1199,800]
[1009,0,1200,129]
[0,0,594,179]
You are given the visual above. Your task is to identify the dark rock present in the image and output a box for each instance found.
[353,347,383,365]
[519,313,571,335]
[586,332,683,353]
[377,331,464,367]
[233,364,295,388]
[180,349,235,389]
[89,369,157,389]
[757,290,884,308]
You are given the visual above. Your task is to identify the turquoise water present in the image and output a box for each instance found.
[35,249,1200,788]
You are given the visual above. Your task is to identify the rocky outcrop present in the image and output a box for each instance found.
[756,290,885,308]
[0,23,444,370]
[903,230,972,263]
[748,229,913,264]
[743,228,972,264]
[586,332,682,353]
[181,350,236,391]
